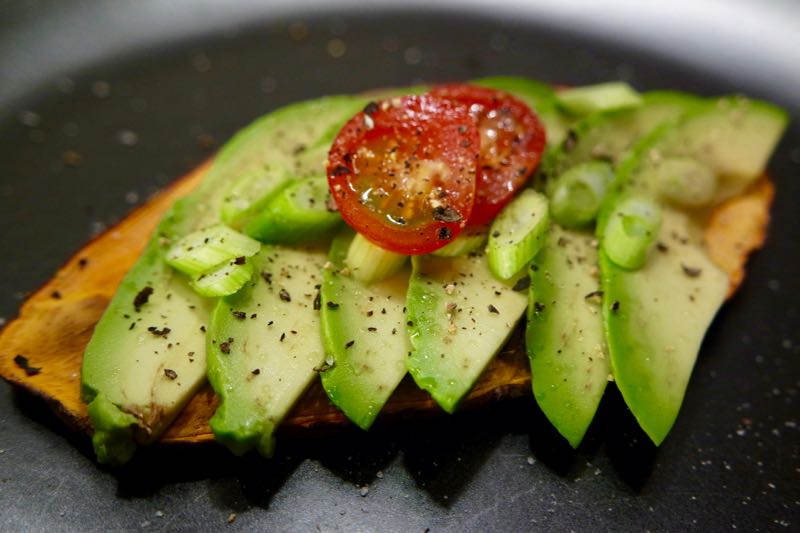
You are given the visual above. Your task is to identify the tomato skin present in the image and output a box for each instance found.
[327,96,479,255]
[430,84,547,225]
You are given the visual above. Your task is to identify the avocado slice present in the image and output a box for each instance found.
[217,95,369,229]
[81,95,368,464]
[208,245,327,456]
[610,96,789,205]
[599,98,788,444]
[522,94,705,448]
[526,224,609,447]
[405,252,528,413]
[319,229,411,429]
[600,209,728,444]
[542,90,706,188]
[81,199,217,465]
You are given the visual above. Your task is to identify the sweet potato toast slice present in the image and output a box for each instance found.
[0,161,773,445]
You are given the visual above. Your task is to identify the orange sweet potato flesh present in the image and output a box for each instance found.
[0,161,773,445]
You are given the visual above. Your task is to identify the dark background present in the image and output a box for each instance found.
[1,1,798,531]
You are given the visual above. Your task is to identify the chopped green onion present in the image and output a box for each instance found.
[244,175,342,244]
[345,233,408,284]
[557,82,642,116]
[602,195,662,270]
[166,224,261,277]
[649,156,718,208]
[432,226,488,257]
[189,258,254,297]
[487,189,550,280]
[550,161,614,228]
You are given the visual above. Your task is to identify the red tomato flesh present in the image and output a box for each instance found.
[327,96,479,255]
[430,84,546,225]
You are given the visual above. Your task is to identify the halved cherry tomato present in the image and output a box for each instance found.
[327,96,480,255]
[430,84,546,225]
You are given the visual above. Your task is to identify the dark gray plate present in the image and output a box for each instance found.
[1,1,798,531]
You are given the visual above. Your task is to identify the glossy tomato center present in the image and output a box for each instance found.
[328,96,480,255]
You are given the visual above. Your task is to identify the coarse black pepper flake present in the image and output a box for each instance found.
[280,332,286,342]
[313,291,321,310]
[327,301,340,310]
[488,304,499,314]
[128,322,136,330]
[267,320,274,326]
[14,355,41,376]
[279,288,291,302]
[533,302,546,313]
[407,320,414,327]
[584,290,604,301]
[232,310,246,320]
[363,101,378,115]
[219,341,231,354]
[200,325,206,332]
[78,257,89,269]
[367,327,377,332]
[133,286,154,312]
[250,313,257,319]
[233,256,246,265]
[51,290,62,299]
[437,227,452,240]
[345,340,355,348]
[512,276,531,292]
[164,368,178,380]
[681,264,702,277]
[252,368,261,375]
[432,205,462,223]
[611,300,620,312]
[331,164,350,176]
[261,272,273,285]
[656,242,669,253]
[366,310,374,317]
[147,326,171,337]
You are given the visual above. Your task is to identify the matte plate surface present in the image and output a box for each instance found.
[0,1,798,531]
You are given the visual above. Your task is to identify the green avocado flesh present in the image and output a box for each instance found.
[207,246,327,456]
[405,252,528,413]
[80,77,787,463]
[597,98,787,445]
[609,97,789,206]
[544,91,706,185]
[526,225,609,448]
[319,230,411,430]
[81,95,368,464]
[81,202,216,465]
[601,209,728,444]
